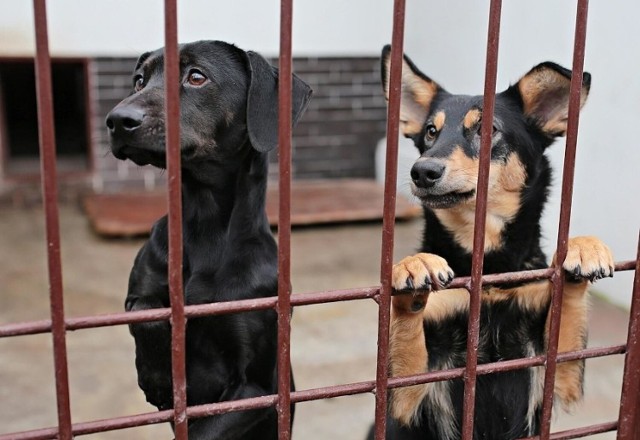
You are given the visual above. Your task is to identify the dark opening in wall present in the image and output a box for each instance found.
[0,59,91,177]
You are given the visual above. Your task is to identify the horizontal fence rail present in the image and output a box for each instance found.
[1,0,638,439]
[0,261,636,339]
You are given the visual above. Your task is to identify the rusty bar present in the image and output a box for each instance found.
[461,0,502,438]
[373,0,406,438]
[31,1,73,438]
[1,342,625,440]
[539,1,589,438]
[163,0,188,437]
[519,421,618,440]
[388,344,625,390]
[277,0,294,437]
[2,261,637,338]
[617,232,640,440]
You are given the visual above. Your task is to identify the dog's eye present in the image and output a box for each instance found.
[187,69,208,86]
[425,124,438,141]
[133,75,145,92]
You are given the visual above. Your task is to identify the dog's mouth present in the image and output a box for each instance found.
[112,145,166,168]
[413,189,476,209]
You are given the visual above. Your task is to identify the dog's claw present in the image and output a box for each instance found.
[573,265,582,277]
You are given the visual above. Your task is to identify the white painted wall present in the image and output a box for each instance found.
[0,0,393,57]
[1,0,637,306]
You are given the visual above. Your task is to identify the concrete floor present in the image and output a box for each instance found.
[0,205,632,439]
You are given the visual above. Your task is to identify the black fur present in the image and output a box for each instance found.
[105,40,311,439]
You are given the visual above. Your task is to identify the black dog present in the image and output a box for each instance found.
[106,40,311,439]
[368,46,614,439]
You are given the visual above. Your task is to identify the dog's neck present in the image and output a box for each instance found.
[180,147,271,237]
[421,164,550,277]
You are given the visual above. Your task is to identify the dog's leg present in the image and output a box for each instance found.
[185,382,275,439]
[125,240,175,410]
[549,236,614,410]
[388,253,454,425]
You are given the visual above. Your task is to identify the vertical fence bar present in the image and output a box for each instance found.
[460,1,502,438]
[32,1,73,438]
[163,1,188,438]
[373,1,406,438]
[539,1,589,438]
[617,232,640,440]
[277,0,294,437]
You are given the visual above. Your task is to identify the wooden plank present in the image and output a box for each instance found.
[83,179,421,237]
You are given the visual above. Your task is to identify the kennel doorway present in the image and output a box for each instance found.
[0,58,92,178]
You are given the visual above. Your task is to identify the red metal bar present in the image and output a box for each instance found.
[373,0,406,438]
[163,1,188,437]
[32,1,73,438]
[1,343,625,440]
[520,421,618,440]
[539,1,589,438]
[617,232,640,440]
[277,0,294,437]
[2,261,636,338]
[461,0,502,438]
[388,345,626,390]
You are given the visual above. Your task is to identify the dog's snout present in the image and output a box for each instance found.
[411,160,446,188]
[106,106,145,134]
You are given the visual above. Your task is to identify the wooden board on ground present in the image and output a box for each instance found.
[83,179,421,237]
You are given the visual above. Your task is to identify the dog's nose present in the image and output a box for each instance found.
[411,160,445,188]
[106,106,145,135]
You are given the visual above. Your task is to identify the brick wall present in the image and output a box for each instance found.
[91,55,387,192]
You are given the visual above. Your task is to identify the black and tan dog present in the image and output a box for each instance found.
[372,46,614,439]
[106,40,311,439]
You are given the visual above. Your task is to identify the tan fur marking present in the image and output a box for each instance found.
[434,150,526,253]
[433,111,446,131]
[463,108,481,129]
[518,69,571,115]
[424,288,469,322]
[402,120,425,137]
[552,279,589,409]
[384,57,439,137]
[389,287,468,426]
[389,302,430,424]
[518,69,589,136]
[550,236,613,408]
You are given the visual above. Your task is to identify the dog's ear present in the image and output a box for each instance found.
[381,45,443,138]
[245,51,313,153]
[506,62,591,137]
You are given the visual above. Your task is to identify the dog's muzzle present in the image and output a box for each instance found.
[106,105,146,159]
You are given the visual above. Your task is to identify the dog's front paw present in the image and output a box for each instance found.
[559,236,614,282]
[391,253,454,313]
[392,253,454,291]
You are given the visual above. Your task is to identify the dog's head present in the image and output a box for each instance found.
[381,46,591,215]
[106,40,312,170]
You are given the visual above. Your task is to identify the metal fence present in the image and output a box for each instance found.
[1,0,639,439]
